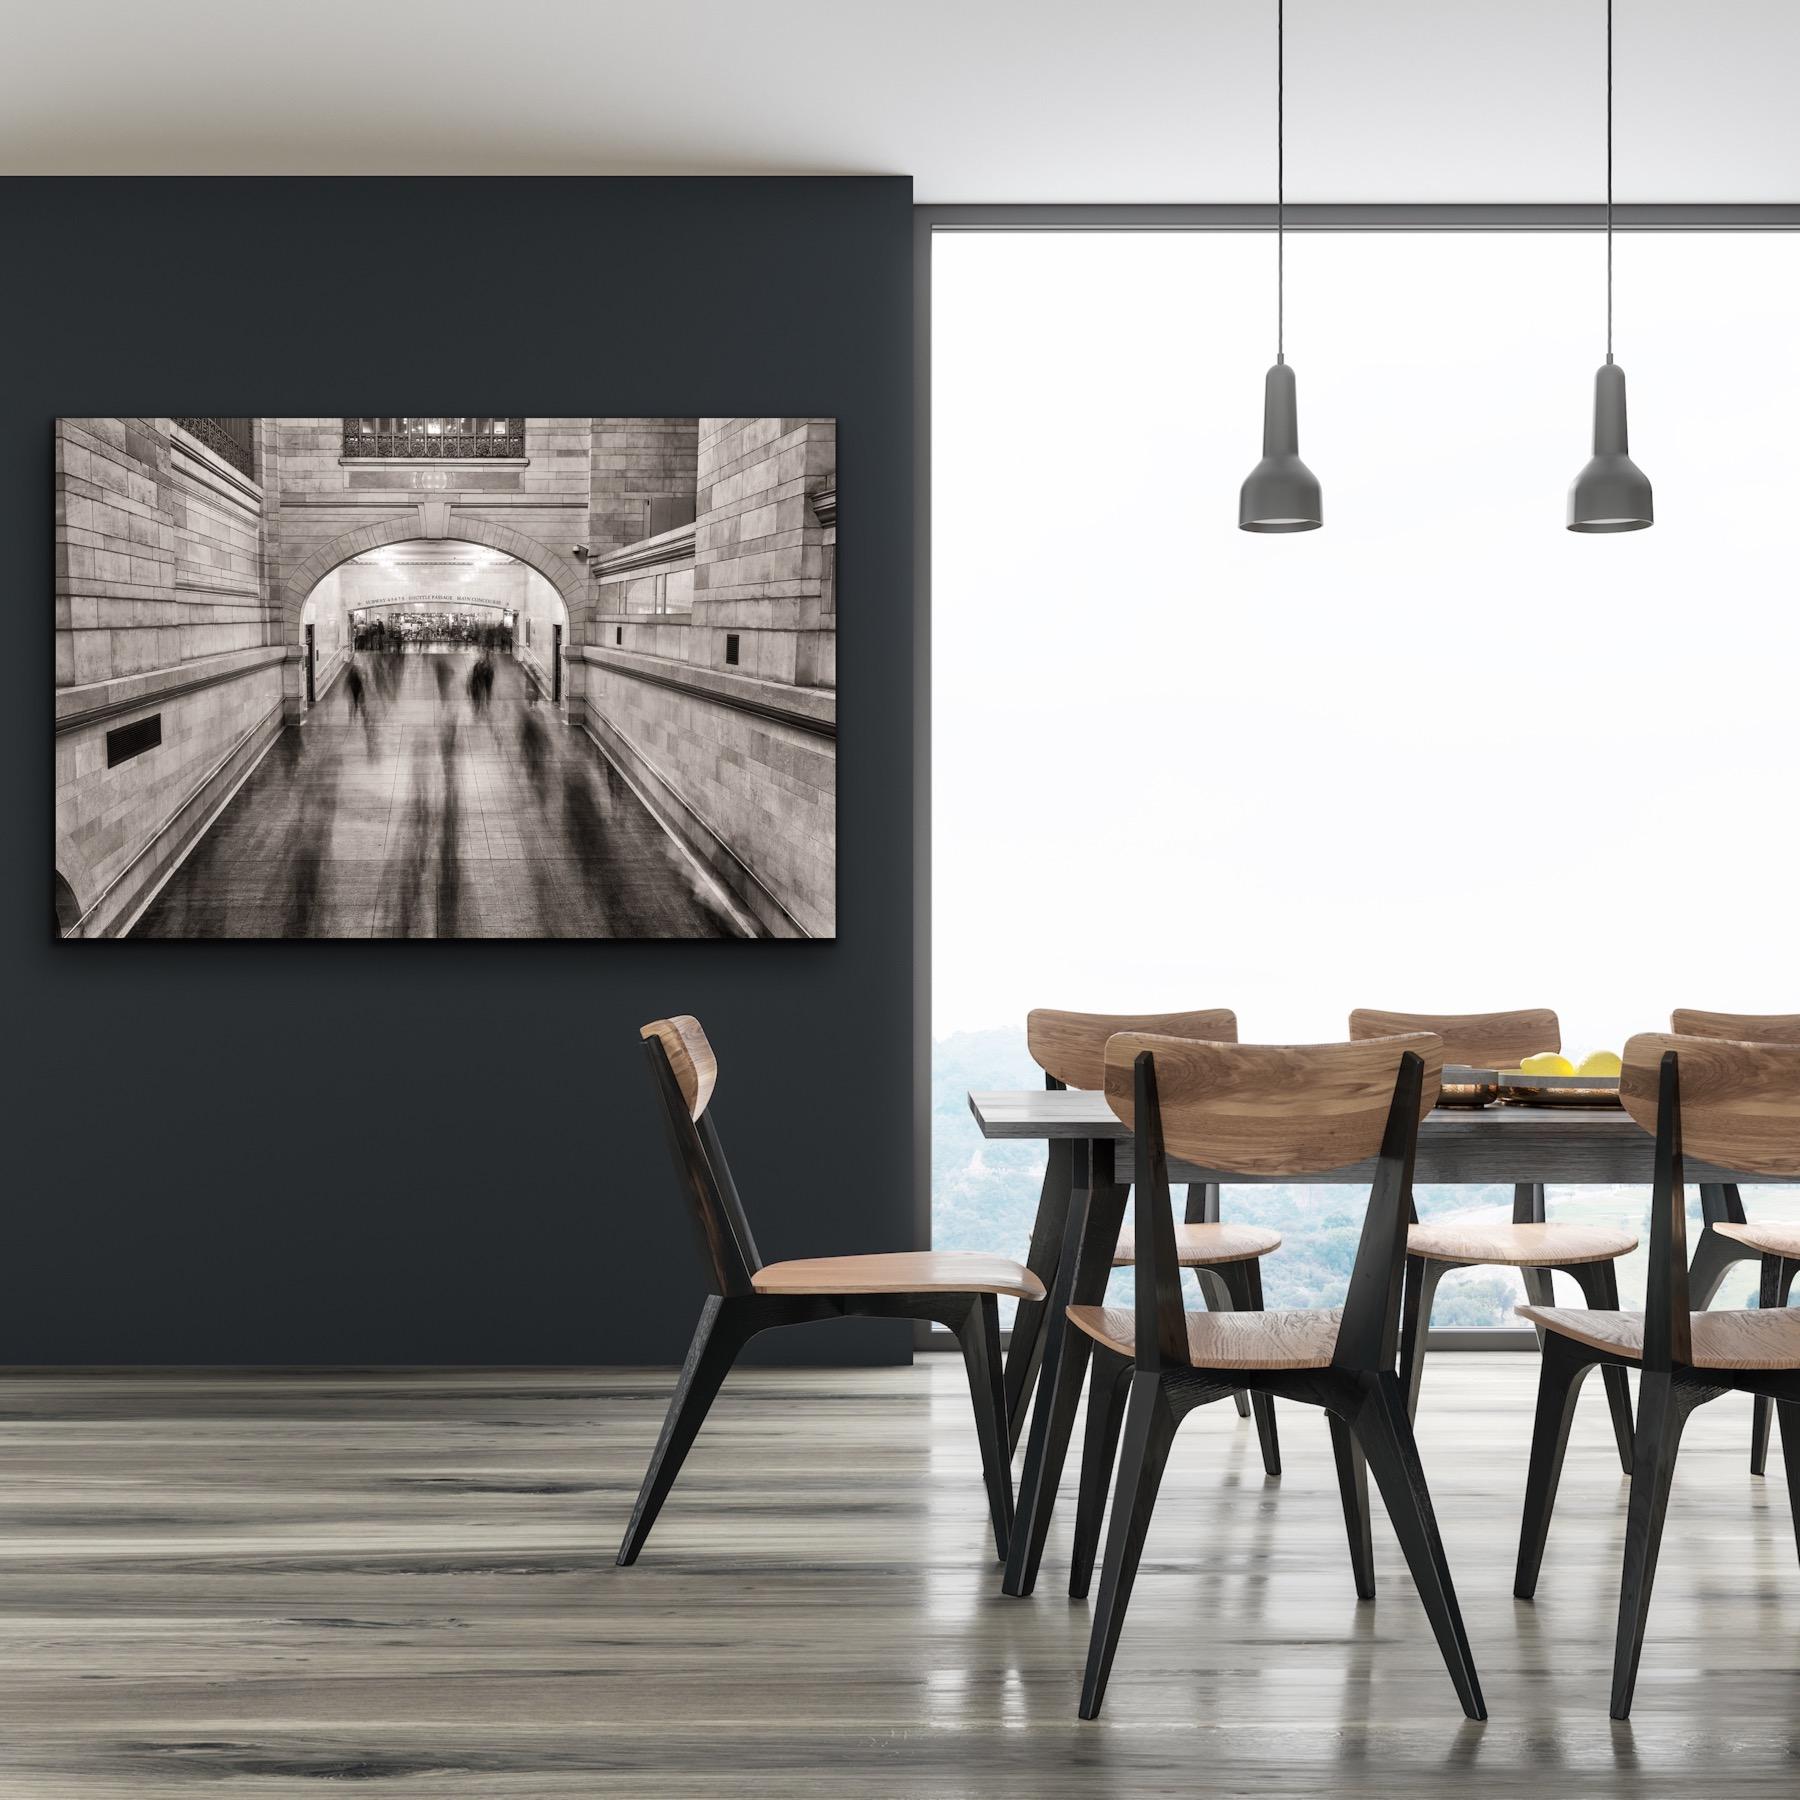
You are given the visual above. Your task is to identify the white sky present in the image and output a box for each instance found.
[932,231,1800,1058]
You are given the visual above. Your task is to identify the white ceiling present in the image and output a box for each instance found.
[7,0,1795,201]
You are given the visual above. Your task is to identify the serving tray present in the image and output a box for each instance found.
[1439,1065,1623,1109]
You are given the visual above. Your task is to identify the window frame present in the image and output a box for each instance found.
[912,203,1800,1349]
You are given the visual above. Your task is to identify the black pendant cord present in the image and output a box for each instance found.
[1276,0,1285,363]
[1605,0,1614,364]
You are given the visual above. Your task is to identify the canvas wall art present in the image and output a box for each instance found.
[53,417,837,939]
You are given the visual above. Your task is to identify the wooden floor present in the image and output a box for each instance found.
[0,1356,1793,1797]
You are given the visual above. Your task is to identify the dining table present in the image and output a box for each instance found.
[967,1083,1798,1599]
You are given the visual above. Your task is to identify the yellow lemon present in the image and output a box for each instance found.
[1577,1050,1623,1078]
[1520,1052,1576,1077]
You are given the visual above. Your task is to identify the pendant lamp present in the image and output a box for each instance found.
[1240,0,1321,533]
[1568,0,1653,531]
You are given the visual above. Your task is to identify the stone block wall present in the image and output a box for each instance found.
[693,418,836,689]
[514,567,568,702]
[54,418,286,935]
[169,425,274,663]
[56,418,179,687]
[588,419,699,563]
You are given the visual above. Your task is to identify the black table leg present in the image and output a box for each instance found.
[1003,1138,1075,1452]
[1001,1139,1128,1598]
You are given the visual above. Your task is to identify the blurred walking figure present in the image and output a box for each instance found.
[468,654,495,715]
[344,660,365,721]
[518,707,548,806]
[431,656,454,704]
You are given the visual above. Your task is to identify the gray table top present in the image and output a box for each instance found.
[966,1089,1794,1187]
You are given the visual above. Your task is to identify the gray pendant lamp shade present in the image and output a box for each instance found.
[1569,0,1652,532]
[1240,0,1321,533]
[1568,359,1652,531]
[1240,359,1322,532]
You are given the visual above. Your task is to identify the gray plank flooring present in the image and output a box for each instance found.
[0,1357,1793,1797]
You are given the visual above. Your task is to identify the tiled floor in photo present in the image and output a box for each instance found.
[132,650,747,938]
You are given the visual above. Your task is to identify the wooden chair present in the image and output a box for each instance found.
[1669,1010,1800,1474]
[1350,1007,1638,1471]
[1067,1031,1485,1722]
[617,1016,1045,1567]
[1513,1034,1800,1718]
[1027,1007,1283,1474]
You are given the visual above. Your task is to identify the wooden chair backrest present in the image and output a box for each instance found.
[1102,1034,1439,1372]
[1027,1007,1237,1092]
[641,1015,718,1118]
[1102,1034,1442,1178]
[1670,1009,1800,1045]
[1621,1035,1800,1372]
[1349,1007,1558,1069]
[640,1017,761,1295]
[1621,1033,1800,1182]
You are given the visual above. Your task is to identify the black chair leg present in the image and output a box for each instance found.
[617,1294,750,1565]
[1611,1371,1695,1720]
[1751,1256,1797,1477]
[1519,1264,1556,1347]
[1688,1225,1752,1311]
[1399,1256,1447,1423]
[1194,1267,1253,1420]
[1069,1346,1131,1598]
[1078,1371,1180,1720]
[953,1293,1014,1561]
[1005,1320,1097,1597]
[1352,1371,1486,1720]
[1514,1332,1598,1598]
[1219,1259,1280,1476]
[1751,1392,1774,1480]
[1780,1400,1799,1564]
[1568,1260,1636,1476]
[1003,1175,1127,1598]
[1329,1411,1375,1600]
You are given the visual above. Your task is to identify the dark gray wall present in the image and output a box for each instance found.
[2,177,914,1365]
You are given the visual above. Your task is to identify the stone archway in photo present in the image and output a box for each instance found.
[280,510,587,644]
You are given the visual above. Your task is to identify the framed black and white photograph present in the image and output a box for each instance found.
[53,416,837,938]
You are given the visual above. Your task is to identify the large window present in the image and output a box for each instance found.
[932,228,1800,1327]
[343,417,525,458]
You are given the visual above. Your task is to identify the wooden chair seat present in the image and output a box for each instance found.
[1067,1303,1342,1370]
[1408,1219,1637,1267]
[1111,1220,1282,1268]
[1712,1218,1800,1261]
[1517,1304,1800,1371]
[752,1251,1046,1301]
